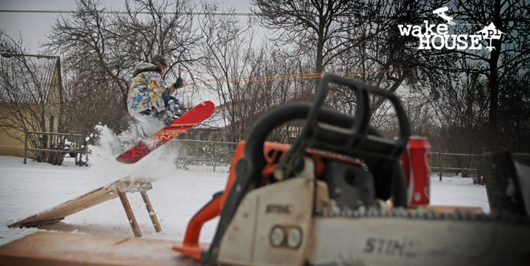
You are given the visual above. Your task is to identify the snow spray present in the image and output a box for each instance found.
[400,137,432,207]
[88,124,181,186]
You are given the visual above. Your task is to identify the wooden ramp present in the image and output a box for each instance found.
[8,177,161,237]
[0,231,206,266]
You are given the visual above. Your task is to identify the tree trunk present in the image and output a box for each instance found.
[487,0,502,148]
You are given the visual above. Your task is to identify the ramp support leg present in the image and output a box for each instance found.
[118,191,142,237]
[140,191,162,232]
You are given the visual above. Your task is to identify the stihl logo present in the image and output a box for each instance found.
[363,237,419,257]
[266,204,291,214]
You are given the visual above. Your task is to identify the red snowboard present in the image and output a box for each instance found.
[116,101,215,164]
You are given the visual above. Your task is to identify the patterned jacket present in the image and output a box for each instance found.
[126,62,176,116]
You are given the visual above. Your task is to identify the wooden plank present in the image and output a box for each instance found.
[0,231,207,266]
[14,218,65,228]
[118,190,142,238]
[9,185,119,228]
[141,191,162,233]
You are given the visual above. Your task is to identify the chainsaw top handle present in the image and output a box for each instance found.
[242,75,410,200]
[273,74,410,181]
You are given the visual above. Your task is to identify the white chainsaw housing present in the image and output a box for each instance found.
[216,158,530,266]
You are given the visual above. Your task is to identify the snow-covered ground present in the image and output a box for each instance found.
[0,135,490,247]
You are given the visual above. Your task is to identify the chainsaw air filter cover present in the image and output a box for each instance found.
[321,160,375,210]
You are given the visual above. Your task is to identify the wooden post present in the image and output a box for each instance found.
[213,141,217,172]
[118,191,142,237]
[439,151,442,182]
[140,191,162,233]
[23,131,27,164]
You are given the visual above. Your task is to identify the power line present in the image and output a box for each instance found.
[0,9,504,22]
[0,9,428,22]
[0,9,486,23]
[182,68,415,87]
[0,9,258,16]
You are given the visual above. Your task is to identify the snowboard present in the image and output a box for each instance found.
[116,101,215,164]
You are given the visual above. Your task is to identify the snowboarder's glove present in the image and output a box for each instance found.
[174,77,184,88]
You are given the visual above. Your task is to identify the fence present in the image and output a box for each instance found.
[431,151,530,182]
[172,139,239,172]
[24,131,90,166]
[172,140,530,179]
[431,152,481,181]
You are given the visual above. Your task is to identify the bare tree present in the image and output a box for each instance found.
[252,0,459,119]
[251,0,379,77]
[436,71,490,153]
[44,0,200,134]
[196,2,260,142]
[452,0,530,143]
[414,0,530,152]
[196,2,322,142]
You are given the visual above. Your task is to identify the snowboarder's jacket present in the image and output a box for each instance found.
[127,62,178,117]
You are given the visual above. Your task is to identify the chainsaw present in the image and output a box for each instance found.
[173,75,530,266]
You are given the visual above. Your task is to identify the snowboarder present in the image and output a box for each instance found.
[126,55,183,138]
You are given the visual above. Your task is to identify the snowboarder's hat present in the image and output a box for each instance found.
[151,55,168,67]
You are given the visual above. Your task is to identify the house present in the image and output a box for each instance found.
[0,54,63,157]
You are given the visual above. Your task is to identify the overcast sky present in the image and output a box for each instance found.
[0,0,252,53]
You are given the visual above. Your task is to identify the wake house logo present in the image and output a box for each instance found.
[398,7,503,52]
